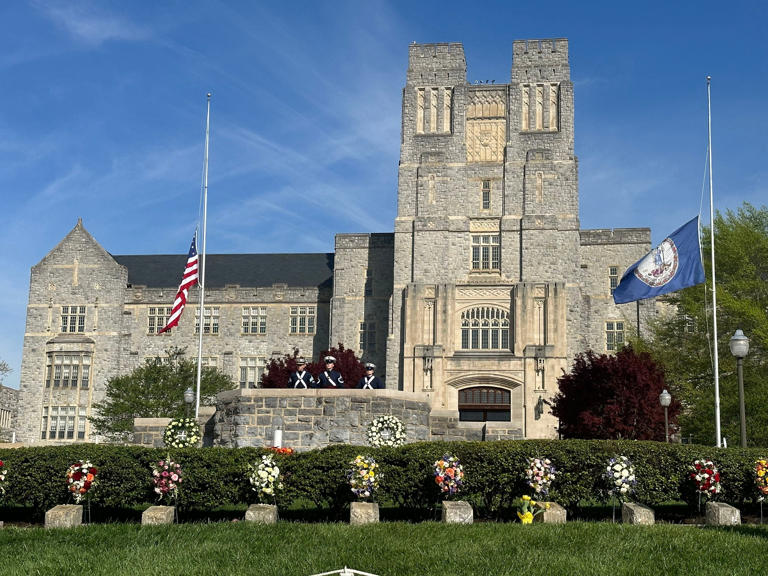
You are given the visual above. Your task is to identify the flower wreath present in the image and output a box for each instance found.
[366,415,406,447]
[348,455,380,500]
[66,460,98,503]
[690,458,721,499]
[604,455,636,499]
[152,457,183,503]
[249,454,284,503]
[434,454,464,496]
[755,458,768,502]
[163,417,200,448]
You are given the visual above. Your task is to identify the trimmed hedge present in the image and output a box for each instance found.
[0,440,765,519]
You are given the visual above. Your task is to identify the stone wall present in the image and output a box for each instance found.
[0,384,18,442]
[213,389,431,450]
[211,388,525,450]
[133,407,216,448]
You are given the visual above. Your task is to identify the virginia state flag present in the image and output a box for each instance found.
[613,216,705,304]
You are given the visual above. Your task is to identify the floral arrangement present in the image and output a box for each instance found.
[163,417,200,448]
[248,454,284,503]
[347,455,380,500]
[516,495,550,524]
[366,415,406,447]
[0,459,6,495]
[434,454,465,497]
[689,458,721,499]
[269,446,295,455]
[604,455,636,499]
[152,457,183,503]
[525,457,556,496]
[66,460,98,503]
[755,459,768,502]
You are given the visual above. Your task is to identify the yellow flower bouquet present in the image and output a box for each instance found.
[515,495,550,524]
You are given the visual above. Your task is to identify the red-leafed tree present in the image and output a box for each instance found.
[551,346,679,440]
[260,344,365,389]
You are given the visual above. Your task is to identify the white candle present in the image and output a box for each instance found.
[273,429,283,448]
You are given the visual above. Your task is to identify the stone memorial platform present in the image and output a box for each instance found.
[45,504,83,528]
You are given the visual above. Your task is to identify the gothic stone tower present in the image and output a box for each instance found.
[388,39,577,437]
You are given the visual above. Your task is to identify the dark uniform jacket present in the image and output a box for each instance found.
[356,375,384,389]
[317,370,344,388]
[289,370,315,389]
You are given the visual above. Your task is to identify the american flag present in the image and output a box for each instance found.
[158,234,199,334]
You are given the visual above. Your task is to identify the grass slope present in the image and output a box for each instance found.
[0,522,768,576]
[2,522,768,575]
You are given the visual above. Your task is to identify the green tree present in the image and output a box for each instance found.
[641,203,768,446]
[0,359,10,384]
[90,347,235,441]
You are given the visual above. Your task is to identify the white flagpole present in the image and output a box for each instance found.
[707,76,722,448]
[195,93,212,419]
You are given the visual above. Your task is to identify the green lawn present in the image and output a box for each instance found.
[1,521,767,575]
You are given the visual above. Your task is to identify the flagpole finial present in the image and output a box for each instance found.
[706,75,711,83]
[207,92,212,98]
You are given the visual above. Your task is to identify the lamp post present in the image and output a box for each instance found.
[729,329,750,448]
[659,389,671,443]
[183,386,195,418]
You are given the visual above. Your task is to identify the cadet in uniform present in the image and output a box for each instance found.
[356,362,384,389]
[317,355,344,388]
[288,357,315,389]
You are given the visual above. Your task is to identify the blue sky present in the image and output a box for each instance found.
[1,1,766,388]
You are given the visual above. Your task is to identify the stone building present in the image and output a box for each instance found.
[0,384,18,442]
[15,38,653,444]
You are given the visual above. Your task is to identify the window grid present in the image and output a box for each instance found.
[606,321,625,352]
[195,306,220,335]
[609,266,619,294]
[364,269,373,297]
[289,306,316,334]
[359,322,377,353]
[41,405,85,441]
[148,306,173,334]
[61,306,86,333]
[241,306,267,334]
[239,357,265,389]
[460,307,510,350]
[471,235,500,271]
[482,180,491,210]
[46,353,91,389]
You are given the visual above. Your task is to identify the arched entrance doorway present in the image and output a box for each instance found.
[458,386,511,422]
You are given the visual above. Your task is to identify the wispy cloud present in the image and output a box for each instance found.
[33,1,149,46]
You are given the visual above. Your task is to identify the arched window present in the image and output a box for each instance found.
[458,386,511,422]
[460,307,509,350]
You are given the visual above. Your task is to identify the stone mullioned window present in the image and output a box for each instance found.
[471,234,500,271]
[359,322,376,354]
[45,353,91,389]
[60,305,85,333]
[241,306,267,334]
[460,307,510,350]
[195,306,220,335]
[41,405,87,441]
[606,320,625,352]
[148,306,172,334]
[289,306,315,335]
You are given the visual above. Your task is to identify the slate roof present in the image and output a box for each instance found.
[112,253,335,289]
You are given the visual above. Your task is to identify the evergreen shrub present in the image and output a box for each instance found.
[0,440,763,519]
